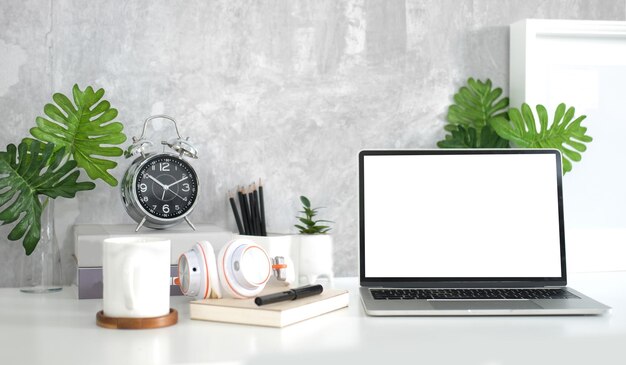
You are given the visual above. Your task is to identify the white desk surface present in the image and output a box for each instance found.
[1,272,624,365]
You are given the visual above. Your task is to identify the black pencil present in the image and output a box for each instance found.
[251,183,262,236]
[245,186,255,235]
[258,178,267,236]
[249,184,259,235]
[244,185,253,235]
[228,191,244,234]
[238,187,251,235]
[244,186,255,235]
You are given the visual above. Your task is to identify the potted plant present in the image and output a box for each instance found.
[437,78,592,174]
[294,196,334,285]
[0,85,126,292]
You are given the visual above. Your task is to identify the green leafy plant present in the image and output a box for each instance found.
[0,141,95,254]
[491,103,592,173]
[437,125,510,149]
[294,196,332,234]
[437,78,592,173]
[438,78,510,148]
[1,84,126,254]
[26,85,126,186]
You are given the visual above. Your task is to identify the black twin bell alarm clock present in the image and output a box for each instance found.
[121,115,200,231]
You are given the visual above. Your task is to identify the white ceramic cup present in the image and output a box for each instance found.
[103,236,171,318]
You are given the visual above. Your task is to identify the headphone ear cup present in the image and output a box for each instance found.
[217,238,271,298]
[205,244,221,299]
[195,241,221,300]
[217,242,241,298]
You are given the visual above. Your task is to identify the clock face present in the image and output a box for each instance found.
[134,155,198,219]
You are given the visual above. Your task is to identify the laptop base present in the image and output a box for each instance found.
[359,287,610,316]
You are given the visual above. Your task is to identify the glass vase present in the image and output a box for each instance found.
[20,197,62,293]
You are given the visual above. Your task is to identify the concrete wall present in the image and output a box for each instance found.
[0,0,624,286]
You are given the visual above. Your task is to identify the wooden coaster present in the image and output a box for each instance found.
[96,309,178,329]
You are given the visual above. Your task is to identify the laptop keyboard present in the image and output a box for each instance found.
[370,288,579,300]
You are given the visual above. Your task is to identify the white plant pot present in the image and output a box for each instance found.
[297,234,334,285]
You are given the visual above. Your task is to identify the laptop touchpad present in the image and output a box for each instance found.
[430,300,542,310]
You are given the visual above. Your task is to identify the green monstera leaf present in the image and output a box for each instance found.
[0,141,94,254]
[27,85,127,186]
[437,125,511,149]
[439,78,510,148]
[447,78,510,127]
[490,103,592,173]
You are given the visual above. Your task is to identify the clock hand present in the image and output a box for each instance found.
[146,174,168,190]
[167,188,185,200]
[145,174,170,200]
[165,176,188,189]
[146,173,186,200]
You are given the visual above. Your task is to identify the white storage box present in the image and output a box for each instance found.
[73,224,234,299]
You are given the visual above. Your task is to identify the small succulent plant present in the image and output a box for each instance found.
[294,196,332,234]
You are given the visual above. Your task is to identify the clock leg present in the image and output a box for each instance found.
[184,216,196,231]
[135,216,147,232]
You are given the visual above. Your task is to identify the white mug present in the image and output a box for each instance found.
[103,236,171,318]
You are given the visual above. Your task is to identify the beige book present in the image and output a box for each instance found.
[190,288,349,328]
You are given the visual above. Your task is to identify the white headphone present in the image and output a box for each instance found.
[176,238,294,300]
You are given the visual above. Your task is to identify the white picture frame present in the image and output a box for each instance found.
[510,19,626,272]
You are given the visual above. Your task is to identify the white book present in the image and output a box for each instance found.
[190,288,349,328]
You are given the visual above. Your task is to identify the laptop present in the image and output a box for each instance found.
[359,149,610,316]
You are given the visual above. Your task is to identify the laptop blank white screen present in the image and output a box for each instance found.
[363,152,563,278]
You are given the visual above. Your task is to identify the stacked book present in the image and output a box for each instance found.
[190,288,349,328]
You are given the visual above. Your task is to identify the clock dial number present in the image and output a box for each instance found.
[182,183,190,192]
[140,183,148,193]
[162,204,170,214]
[160,162,170,172]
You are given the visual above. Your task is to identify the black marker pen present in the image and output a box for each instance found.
[254,284,324,306]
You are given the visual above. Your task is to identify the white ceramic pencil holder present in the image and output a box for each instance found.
[297,234,334,286]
